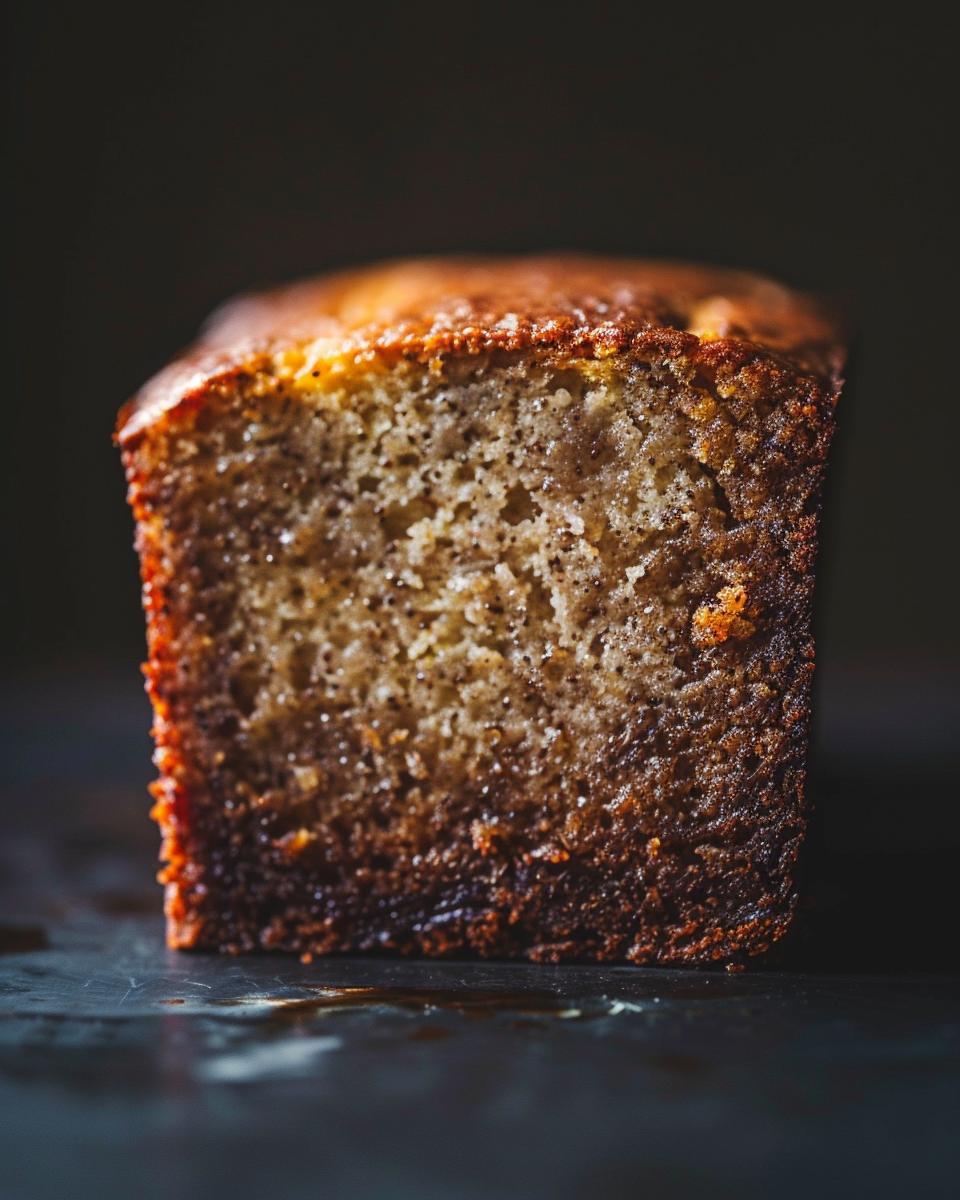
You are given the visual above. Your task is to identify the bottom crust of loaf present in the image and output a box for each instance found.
[156,793,804,966]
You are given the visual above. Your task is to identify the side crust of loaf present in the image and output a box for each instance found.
[118,257,843,966]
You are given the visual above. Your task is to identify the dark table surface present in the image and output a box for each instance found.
[2,676,958,1200]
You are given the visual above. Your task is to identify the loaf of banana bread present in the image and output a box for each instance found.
[117,256,843,965]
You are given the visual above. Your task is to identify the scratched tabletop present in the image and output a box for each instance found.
[2,680,958,1200]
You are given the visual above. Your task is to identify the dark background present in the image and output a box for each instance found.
[3,4,957,939]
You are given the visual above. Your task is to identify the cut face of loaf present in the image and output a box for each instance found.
[118,257,842,965]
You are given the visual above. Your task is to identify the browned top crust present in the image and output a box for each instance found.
[117,255,843,444]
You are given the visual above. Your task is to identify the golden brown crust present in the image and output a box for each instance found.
[117,256,842,444]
